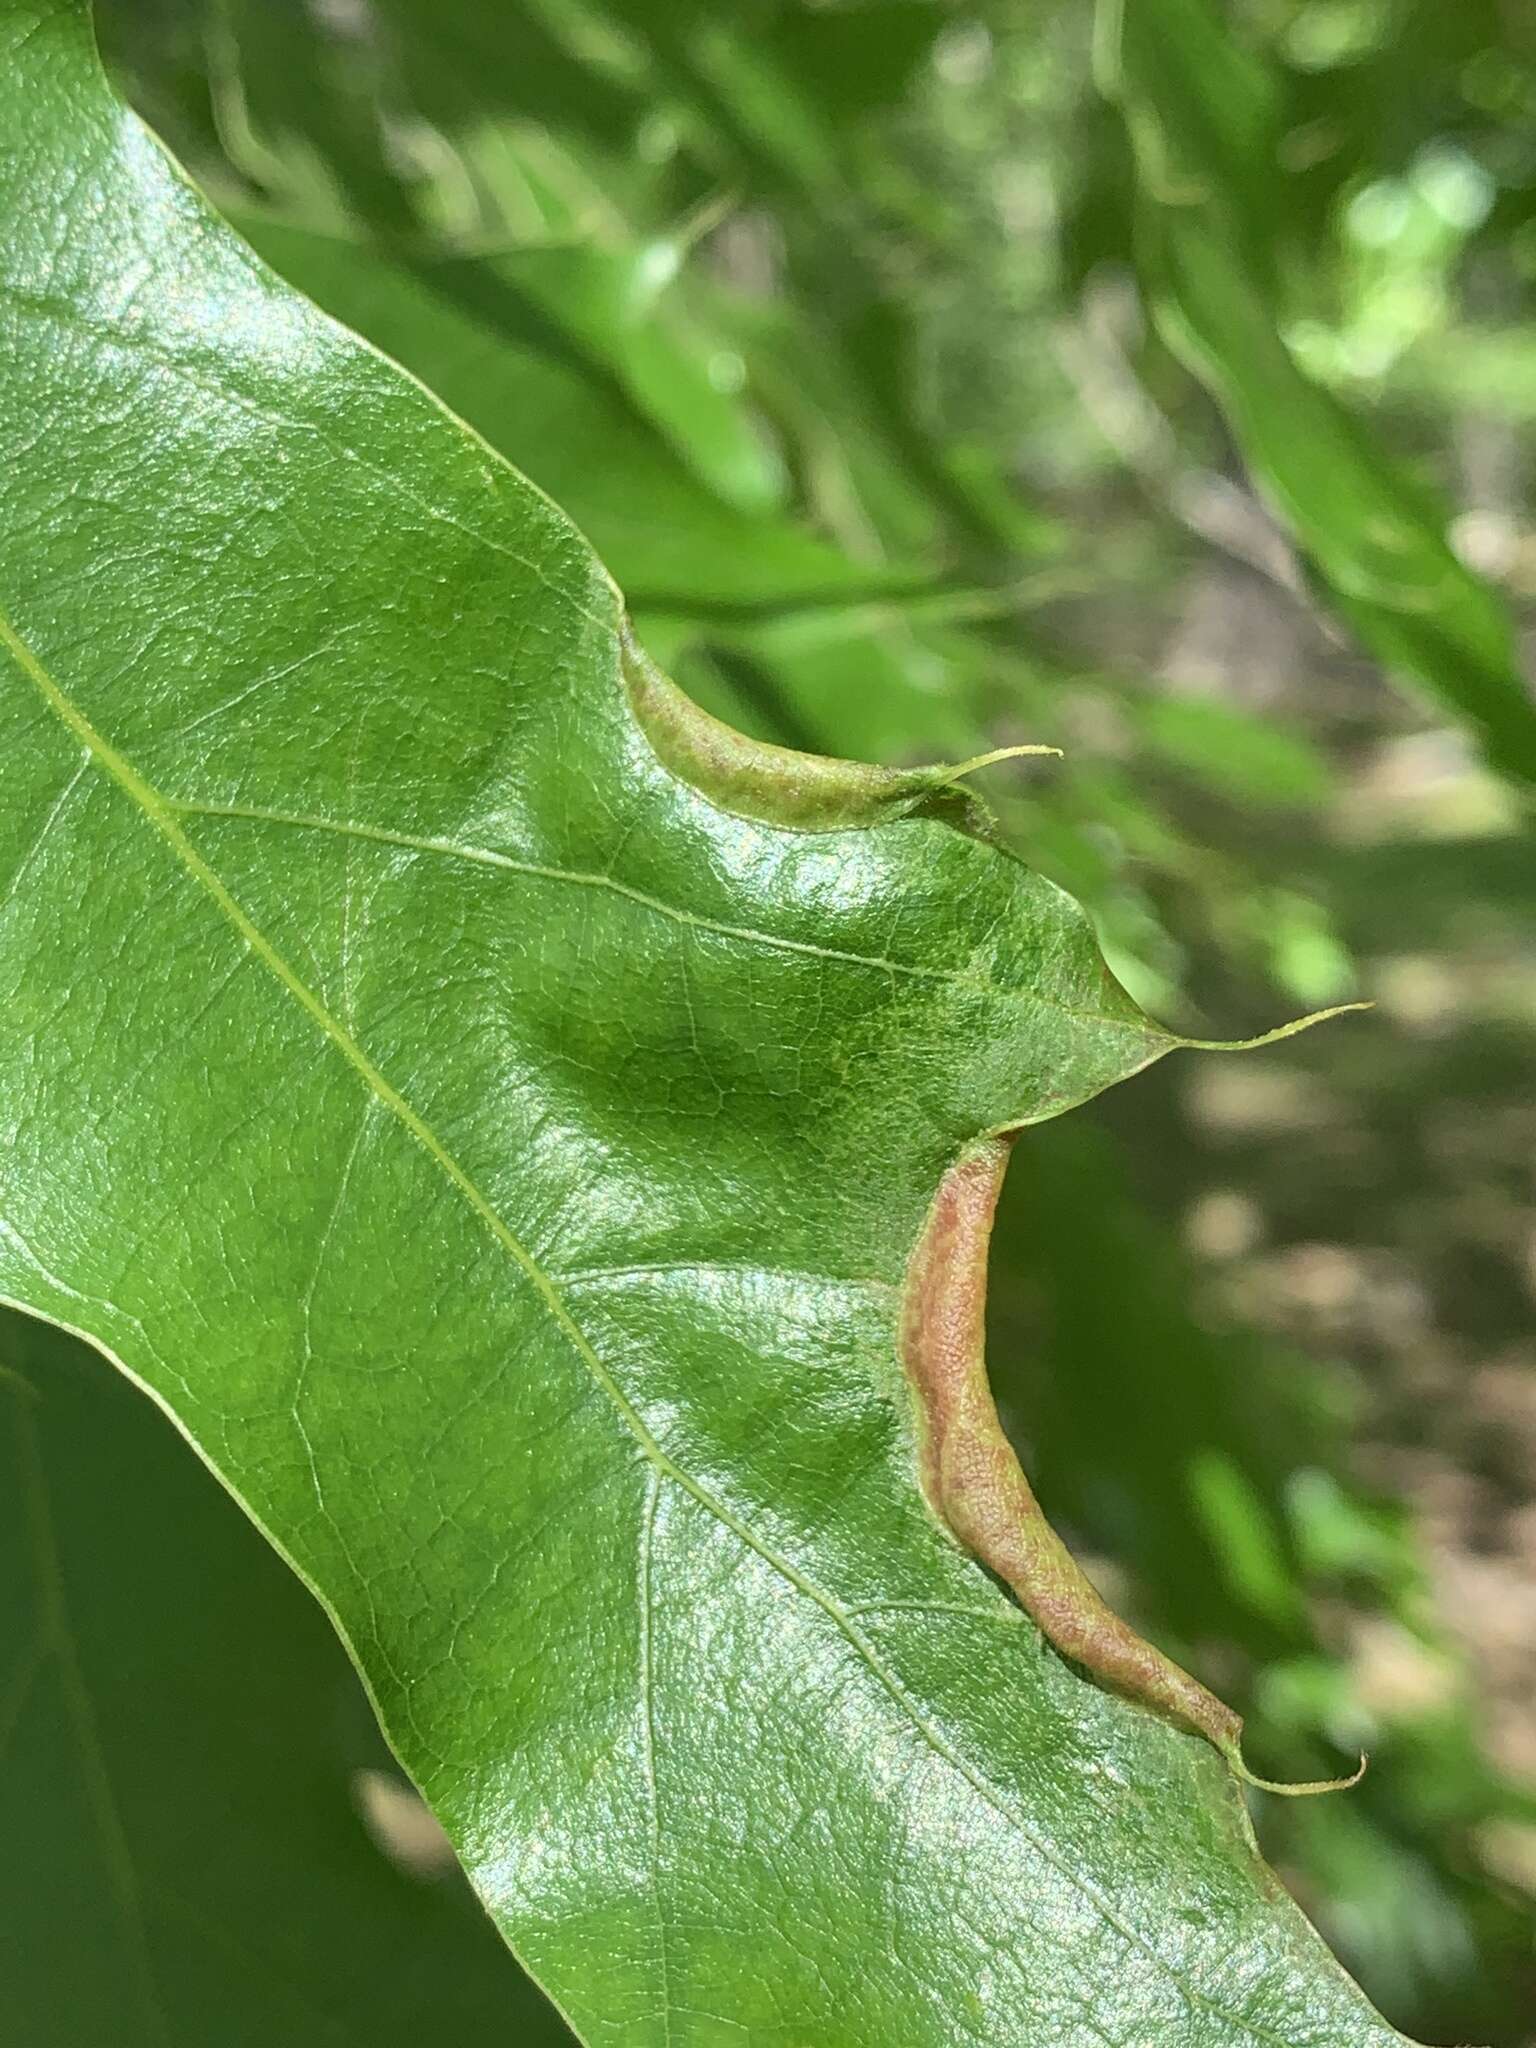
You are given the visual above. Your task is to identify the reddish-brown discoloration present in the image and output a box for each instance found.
[901,1140,1362,1792]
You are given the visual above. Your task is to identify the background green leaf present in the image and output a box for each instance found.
[1100,0,1536,789]
[0,1311,575,2046]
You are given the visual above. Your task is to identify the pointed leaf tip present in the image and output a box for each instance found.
[1227,1745,1370,1799]
[1177,1001,1374,1054]
[926,743,1065,789]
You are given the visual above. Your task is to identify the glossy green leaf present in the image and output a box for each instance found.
[100,0,789,516]
[102,0,1057,574]
[0,1311,575,2046]
[229,216,902,618]
[1100,0,1536,789]
[0,6,1414,2041]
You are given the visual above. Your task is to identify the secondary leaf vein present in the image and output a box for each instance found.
[164,795,1164,1042]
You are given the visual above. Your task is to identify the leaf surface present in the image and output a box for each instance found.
[0,6,1414,2042]
[227,217,914,621]
[0,1311,575,2046]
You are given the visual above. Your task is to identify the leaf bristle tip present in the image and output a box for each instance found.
[1228,1746,1369,1799]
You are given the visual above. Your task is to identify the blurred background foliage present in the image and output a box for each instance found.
[27,0,1533,2038]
